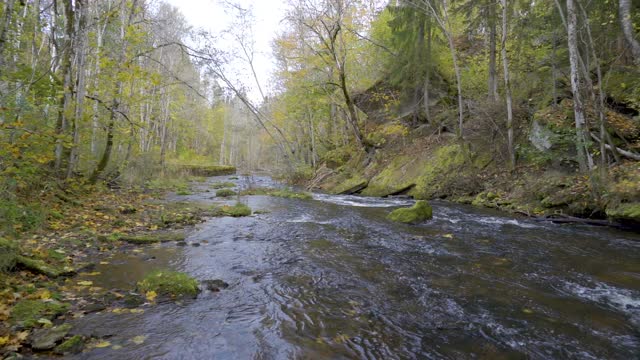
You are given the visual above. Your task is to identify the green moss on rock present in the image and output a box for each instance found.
[407,144,467,200]
[211,203,252,217]
[361,155,421,197]
[606,202,640,223]
[10,300,69,328]
[15,256,72,278]
[119,231,186,244]
[331,176,368,195]
[216,189,237,197]
[54,335,84,355]
[137,270,200,298]
[387,200,433,224]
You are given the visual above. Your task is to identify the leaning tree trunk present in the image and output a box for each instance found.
[619,0,640,63]
[488,1,499,102]
[566,0,592,172]
[500,0,515,169]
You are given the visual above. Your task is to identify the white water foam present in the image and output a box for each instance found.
[312,193,414,208]
[563,281,640,320]
[287,214,334,225]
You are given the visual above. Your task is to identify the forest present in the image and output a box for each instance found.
[1,0,639,358]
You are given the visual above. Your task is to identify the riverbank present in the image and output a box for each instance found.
[307,130,640,228]
[0,168,241,357]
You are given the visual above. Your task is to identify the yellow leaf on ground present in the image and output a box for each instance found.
[0,336,9,346]
[442,234,454,239]
[94,341,111,348]
[84,272,101,276]
[145,291,157,302]
[99,261,110,265]
[77,281,93,286]
[131,335,146,345]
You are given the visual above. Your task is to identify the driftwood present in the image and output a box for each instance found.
[530,214,619,227]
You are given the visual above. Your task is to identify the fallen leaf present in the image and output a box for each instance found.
[131,335,146,345]
[84,272,101,276]
[145,291,157,302]
[94,340,111,348]
[77,281,93,286]
[442,234,453,239]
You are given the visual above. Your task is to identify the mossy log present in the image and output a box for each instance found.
[15,256,74,278]
[119,231,186,244]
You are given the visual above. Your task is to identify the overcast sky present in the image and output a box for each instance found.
[165,0,287,101]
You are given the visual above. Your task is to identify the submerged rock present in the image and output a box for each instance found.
[54,335,84,355]
[387,200,433,224]
[30,323,72,351]
[202,279,229,292]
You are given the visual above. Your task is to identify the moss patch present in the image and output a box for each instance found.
[216,189,237,197]
[137,270,200,298]
[0,237,19,272]
[118,231,186,244]
[10,299,69,328]
[361,155,421,197]
[54,335,84,355]
[331,176,368,195]
[15,255,72,278]
[175,164,236,177]
[606,202,640,223]
[387,200,433,224]
[211,203,252,217]
[407,144,468,199]
[210,182,236,189]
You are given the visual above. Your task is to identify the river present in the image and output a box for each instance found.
[69,175,640,359]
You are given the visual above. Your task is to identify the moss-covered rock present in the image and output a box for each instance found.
[361,155,421,197]
[137,270,200,298]
[387,200,433,224]
[54,335,84,355]
[30,323,72,351]
[606,202,640,223]
[216,188,237,197]
[211,203,252,217]
[10,300,69,328]
[15,256,73,278]
[0,237,18,272]
[331,176,368,195]
[407,144,468,200]
[118,231,186,244]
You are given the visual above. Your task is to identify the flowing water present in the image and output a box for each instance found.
[70,175,640,359]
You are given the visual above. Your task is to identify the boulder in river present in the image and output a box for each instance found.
[137,270,200,298]
[202,279,229,292]
[387,200,433,224]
